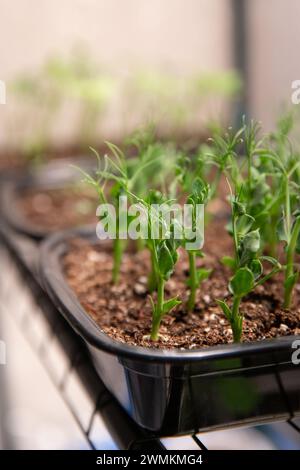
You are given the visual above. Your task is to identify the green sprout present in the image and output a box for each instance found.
[233,119,275,252]
[263,112,300,308]
[253,112,296,256]
[282,211,300,308]
[258,123,300,308]
[78,135,176,284]
[218,190,281,342]
[185,178,211,311]
[130,195,181,341]
[204,125,244,196]
[74,144,127,284]
[144,189,167,293]
[76,111,300,345]
[44,50,115,147]
[10,70,63,163]
[148,235,181,341]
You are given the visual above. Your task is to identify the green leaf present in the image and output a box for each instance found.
[165,233,180,263]
[188,177,210,205]
[250,174,270,203]
[162,297,181,314]
[294,216,300,254]
[254,210,270,227]
[284,273,299,292]
[146,189,164,205]
[239,229,260,266]
[195,250,205,258]
[226,214,255,237]
[276,216,288,243]
[221,256,237,271]
[217,299,232,321]
[233,200,246,217]
[249,259,263,280]
[229,267,255,297]
[297,233,300,255]
[110,181,123,199]
[149,295,156,315]
[192,177,206,196]
[197,268,212,283]
[241,229,260,254]
[236,214,255,236]
[157,242,174,280]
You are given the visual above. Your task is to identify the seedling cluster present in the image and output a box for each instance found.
[82,116,300,344]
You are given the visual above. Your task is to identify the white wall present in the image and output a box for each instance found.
[0,0,234,148]
[0,0,232,78]
[248,0,300,129]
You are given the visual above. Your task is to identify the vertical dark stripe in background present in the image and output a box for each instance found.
[232,0,248,122]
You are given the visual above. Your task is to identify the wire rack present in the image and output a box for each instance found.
[0,225,300,450]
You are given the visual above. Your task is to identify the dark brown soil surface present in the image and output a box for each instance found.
[63,221,300,350]
[17,185,97,231]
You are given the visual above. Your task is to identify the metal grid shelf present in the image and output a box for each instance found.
[1,225,300,450]
[0,230,166,450]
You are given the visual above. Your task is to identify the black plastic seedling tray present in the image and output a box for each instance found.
[1,160,300,436]
[0,212,166,449]
[40,228,300,435]
[0,157,96,240]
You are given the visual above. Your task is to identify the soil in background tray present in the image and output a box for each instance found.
[63,220,300,350]
[17,185,98,231]
[14,164,230,233]
[0,146,84,171]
